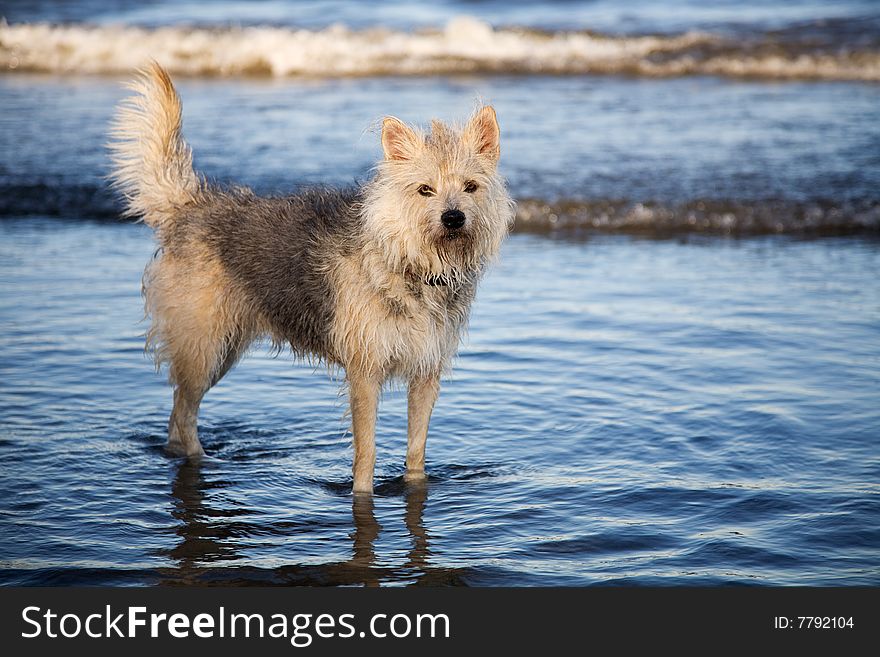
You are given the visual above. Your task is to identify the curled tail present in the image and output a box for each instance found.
[108,62,200,229]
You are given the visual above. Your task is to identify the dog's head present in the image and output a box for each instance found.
[362,106,514,281]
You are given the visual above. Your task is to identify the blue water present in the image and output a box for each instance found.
[1,221,878,585]
[1,0,878,586]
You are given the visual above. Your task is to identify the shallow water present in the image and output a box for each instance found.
[2,73,879,231]
[1,219,878,586]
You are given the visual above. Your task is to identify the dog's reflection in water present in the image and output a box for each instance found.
[166,459,238,572]
[350,494,382,583]
[403,484,430,572]
[350,483,431,586]
[162,460,436,586]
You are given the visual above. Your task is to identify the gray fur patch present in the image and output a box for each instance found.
[183,186,361,361]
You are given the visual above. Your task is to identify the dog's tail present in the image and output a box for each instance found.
[108,62,200,230]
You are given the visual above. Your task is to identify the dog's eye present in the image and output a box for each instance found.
[463,180,479,193]
[417,184,436,197]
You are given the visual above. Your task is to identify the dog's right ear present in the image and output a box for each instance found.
[381,117,420,161]
[464,105,500,164]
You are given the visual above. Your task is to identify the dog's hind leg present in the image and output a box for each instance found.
[146,251,253,458]
[166,333,245,457]
[168,384,205,457]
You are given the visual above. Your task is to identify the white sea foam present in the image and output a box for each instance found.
[1,17,879,80]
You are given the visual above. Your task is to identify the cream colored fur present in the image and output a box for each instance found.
[108,61,201,231]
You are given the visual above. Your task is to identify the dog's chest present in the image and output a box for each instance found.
[385,287,458,373]
[329,259,463,378]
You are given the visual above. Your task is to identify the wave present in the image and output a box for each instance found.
[2,180,878,235]
[0,181,119,220]
[2,17,879,81]
[515,198,880,236]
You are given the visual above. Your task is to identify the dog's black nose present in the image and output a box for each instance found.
[441,209,466,230]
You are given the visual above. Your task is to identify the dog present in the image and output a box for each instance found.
[109,63,514,494]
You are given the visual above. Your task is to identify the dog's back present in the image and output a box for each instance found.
[187,187,361,361]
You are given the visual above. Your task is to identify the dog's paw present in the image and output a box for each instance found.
[403,469,427,483]
[165,441,205,459]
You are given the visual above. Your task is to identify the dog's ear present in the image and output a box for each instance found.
[464,106,500,163]
[381,117,420,161]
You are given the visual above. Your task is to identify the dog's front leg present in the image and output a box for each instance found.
[349,371,381,494]
[405,374,440,482]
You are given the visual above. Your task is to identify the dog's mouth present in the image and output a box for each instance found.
[428,226,479,277]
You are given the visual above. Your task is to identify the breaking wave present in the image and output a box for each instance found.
[2,17,880,81]
[2,180,877,236]
[515,198,880,236]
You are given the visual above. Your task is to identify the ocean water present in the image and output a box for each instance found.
[1,0,878,586]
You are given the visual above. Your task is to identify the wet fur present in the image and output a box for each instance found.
[109,63,514,492]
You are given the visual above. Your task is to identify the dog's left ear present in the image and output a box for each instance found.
[382,117,421,161]
[464,106,500,164]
